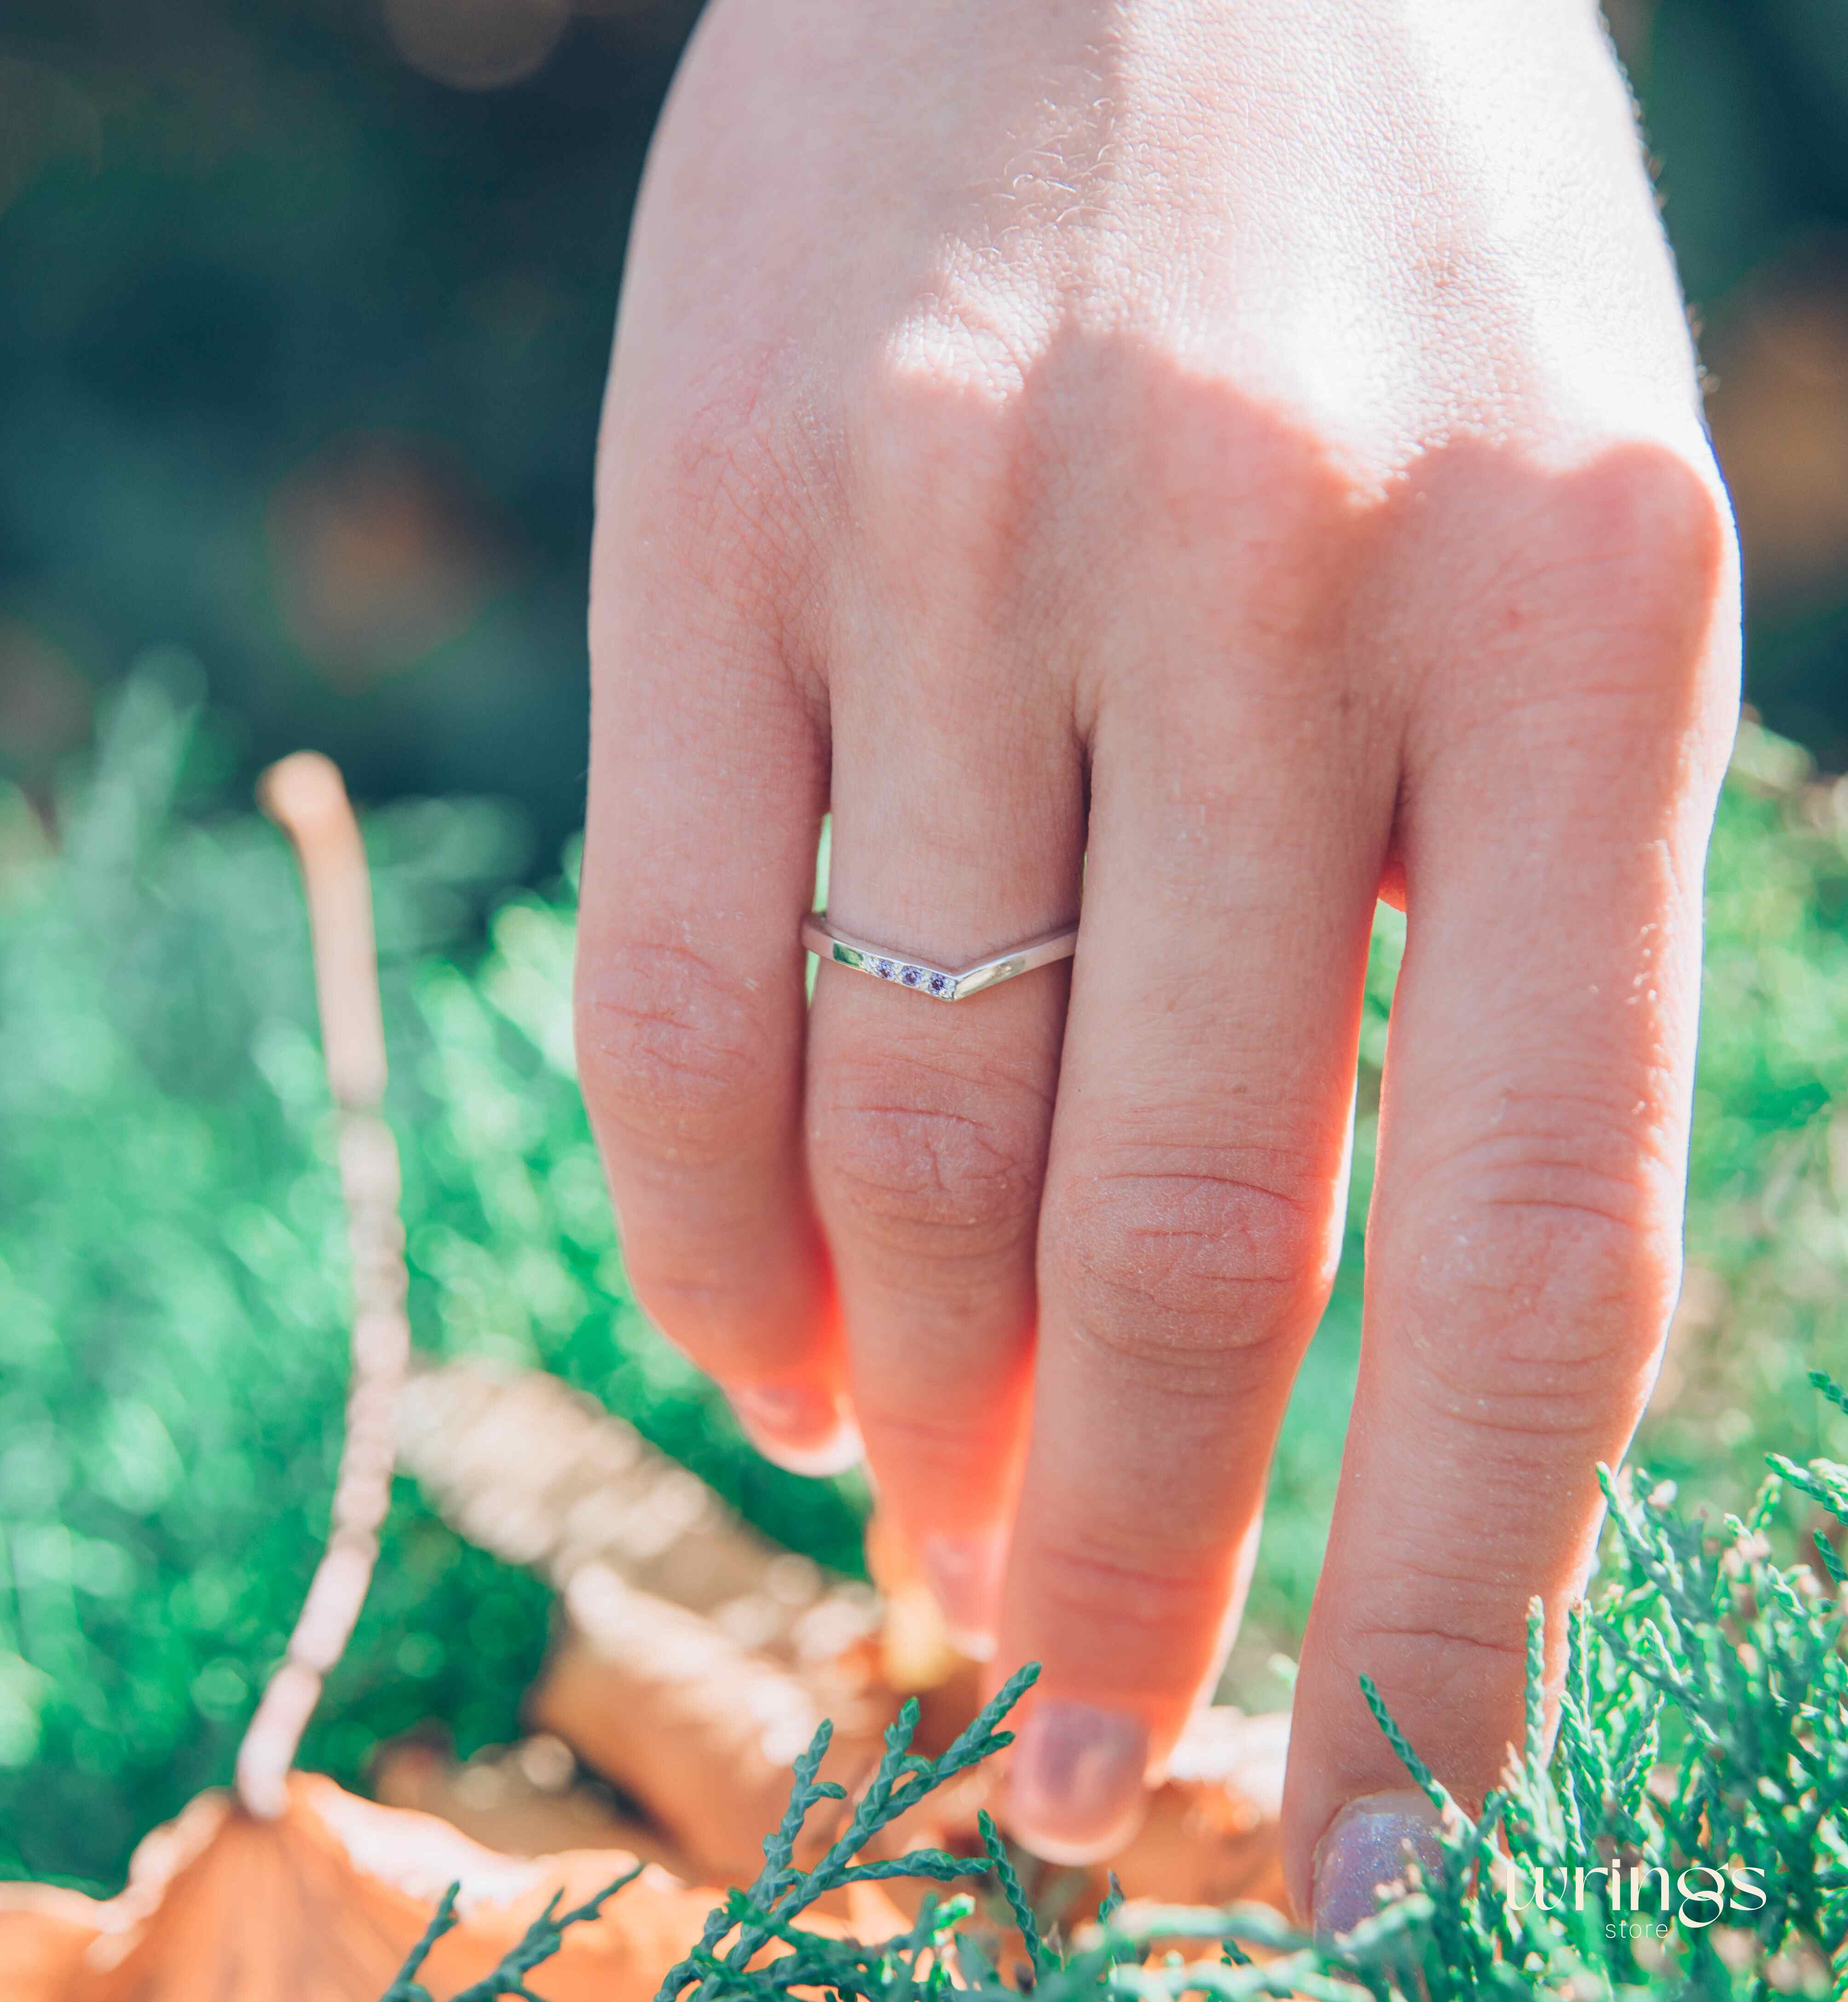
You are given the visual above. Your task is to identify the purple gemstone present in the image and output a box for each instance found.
[868,957,893,978]
[928,972,953,998]
[900,965,922,987]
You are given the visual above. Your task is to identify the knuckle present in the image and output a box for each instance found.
[1043,1138,1332,1372]
[620,1248,756,1334]
[621,1267,744,1360]
[576,939,783,1169]
[1389,1090,1684,1413]
[1449,443,1735,712]
[1325,1553,1534,1747]
[662,402,791,563]
[854,1390,988,1481]
[854,326,1032,491]
[812,1053,1050,1264]
[1557,444,1732,612]
[1335,1612,1529,1728]
[1025,1522,1214,1663]
[607,358,819,600]
[845,337,1047,587]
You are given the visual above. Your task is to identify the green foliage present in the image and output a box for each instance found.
[982,1806,1049,1979]
[0,676,859,1886]
[5,678,1848,1895]
[388,1672,1045,2002]
[381,1868,644,2002]
[408,1388,1848,2002]
[1235,724,1848,1694]
[651,1664,1038,2002]
[6,0,1848,841]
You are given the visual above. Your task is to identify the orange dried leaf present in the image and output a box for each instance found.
[0,1772,720,2002]
[529,1565,899,1883]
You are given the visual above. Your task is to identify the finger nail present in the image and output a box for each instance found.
[1311,1789,1444,1940]
[1005,1701,1149,1864]
[918,1530,1006,1660]
[728,1385,863,1477]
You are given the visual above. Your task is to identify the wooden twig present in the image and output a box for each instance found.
[396,1358,879,1666]
[235,752,410,1819]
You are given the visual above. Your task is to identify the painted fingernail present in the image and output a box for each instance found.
[728,1385,863,1477]
[918,1530,1007,1660]
[1006,1701,1149,1864]
[1310,1789,1444,1940]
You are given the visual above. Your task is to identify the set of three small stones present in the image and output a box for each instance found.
[863,956,955,999]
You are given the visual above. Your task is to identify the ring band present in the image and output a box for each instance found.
[801,911,1080,1002]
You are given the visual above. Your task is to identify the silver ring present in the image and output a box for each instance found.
[801,911,1079,1002]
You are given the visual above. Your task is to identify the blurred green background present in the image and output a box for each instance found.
[2,0,1848,1899]
[3,0,1848,822]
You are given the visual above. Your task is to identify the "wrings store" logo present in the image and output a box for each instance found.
[1498,1860,1768,1939]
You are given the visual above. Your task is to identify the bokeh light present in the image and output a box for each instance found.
[382,0,572,92]
[0,622,92,793]
[268,437,508,686]
[1706,235,1848,615]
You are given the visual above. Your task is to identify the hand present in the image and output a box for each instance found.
[575,0,1739,1926]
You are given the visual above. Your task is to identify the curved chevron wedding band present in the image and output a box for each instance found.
[801,911,1080,1002]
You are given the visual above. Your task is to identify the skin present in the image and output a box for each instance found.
[575,0,1741,1916]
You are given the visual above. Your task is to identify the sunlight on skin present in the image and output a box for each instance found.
[574,0,1740,1928]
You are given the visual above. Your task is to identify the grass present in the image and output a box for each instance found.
[0,670,859,1885]
[0,668,1844,1892]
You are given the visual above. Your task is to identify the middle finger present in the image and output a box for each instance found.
[999,669,1390,1862]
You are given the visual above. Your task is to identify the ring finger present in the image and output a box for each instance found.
[806,627,1084,1656]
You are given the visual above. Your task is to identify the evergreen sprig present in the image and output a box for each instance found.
[981,1807,1048,1977]
[381,1865,643,2001]
[652,1662,1040,2002]
[394,1377,1848,2002]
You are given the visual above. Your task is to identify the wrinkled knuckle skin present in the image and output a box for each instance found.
[853,1391,995,1482]
[1042,1145,1330,1377]
[1315,1550,1538,1786]
[601,360,824,617]
[1389,1108,1684,1429]
[1330,1611,1530,1758]
[661,404,798,575]
[1025,1523,1219,1666]
[576,940,785,1171]
[851,338,1040,515]
[812,1056,1050,1267]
